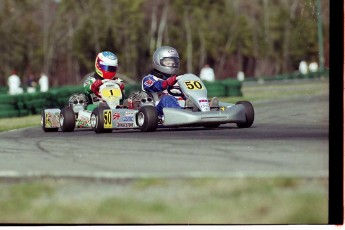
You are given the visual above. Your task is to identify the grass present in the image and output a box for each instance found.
[221,79,329,103]
[0,177,328,224]
[0,114,41,132]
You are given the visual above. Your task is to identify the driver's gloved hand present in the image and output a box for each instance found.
[91,79,103,96]
[162,75,177,89]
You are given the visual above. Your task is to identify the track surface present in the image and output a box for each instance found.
[0,95,328,179]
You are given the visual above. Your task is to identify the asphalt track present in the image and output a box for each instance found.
[0,94,328,179]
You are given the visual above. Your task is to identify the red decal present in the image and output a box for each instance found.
[144,79,154,87]
[113,112,121,120]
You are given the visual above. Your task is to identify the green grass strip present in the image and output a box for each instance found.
[0,177,328,224]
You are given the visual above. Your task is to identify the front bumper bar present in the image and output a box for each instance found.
[163,104,246,126]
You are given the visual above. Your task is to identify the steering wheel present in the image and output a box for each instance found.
[167,86,184,97]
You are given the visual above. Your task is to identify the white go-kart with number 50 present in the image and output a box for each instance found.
[150,73,254,128]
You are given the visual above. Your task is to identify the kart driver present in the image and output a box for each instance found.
[142,46,182,117]
[83,51,125,111]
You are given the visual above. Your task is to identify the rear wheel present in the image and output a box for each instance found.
[236,101,254,128]
[60,107,75,132]
[90,107,112,133]
[137,106,158,132]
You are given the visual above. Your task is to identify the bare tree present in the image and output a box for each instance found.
[156,1,169,49]
[149,3,158,55]
[184,8,193,73]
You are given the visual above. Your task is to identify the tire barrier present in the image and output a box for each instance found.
[0,86,8,95]
[252,69,329,82]
[203,79,242,97]
[221,79,243,97]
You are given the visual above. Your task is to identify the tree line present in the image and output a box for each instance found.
[0,0,329,86]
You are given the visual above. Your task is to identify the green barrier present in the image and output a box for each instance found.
[13,94,30,115]
[252,69,329,82]
[203,79,243,97]
[221,79,243,97]
[67,86,84,94]
[124,84,142,96]
[0,94,16,104]
[0,110,18,118]
[56,97,70,108]
[0,94,20,117]
[0,104,16,111]
[0,87,8,94]
[203,81,227,97]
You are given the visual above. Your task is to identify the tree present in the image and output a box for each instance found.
[0,0,329,86]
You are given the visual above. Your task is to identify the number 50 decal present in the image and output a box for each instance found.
[184,80,204,90]
[104,110,112,128]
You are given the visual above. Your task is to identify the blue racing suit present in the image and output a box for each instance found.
[142,70,181,117]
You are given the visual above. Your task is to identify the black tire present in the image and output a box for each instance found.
[41,110,59,132]
[60,107,75,132]
[90,107,112,133]
[236,101,254,128]
[136,106,158,132]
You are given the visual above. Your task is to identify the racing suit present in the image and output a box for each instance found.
[142,69,181,117]
[83,72,125,111]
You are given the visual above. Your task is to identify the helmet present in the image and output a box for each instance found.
[153,46,180,76]
[95,51,118,79]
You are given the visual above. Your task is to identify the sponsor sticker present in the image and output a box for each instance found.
[116,122,134,128]
[144,79,154,87]
[76,119,89,128]
[113,112,121,120]
[122,116,134,122]
[45,112,60,128]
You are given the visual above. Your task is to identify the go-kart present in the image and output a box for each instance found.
[41,74,254,133]
[41,79,158,133]
[149,73,254,128]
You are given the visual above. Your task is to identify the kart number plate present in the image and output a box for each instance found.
[101,88,121,99]
[104,110,112,128]
[184,80,204,90]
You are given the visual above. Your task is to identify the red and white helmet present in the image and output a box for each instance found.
[95,51,118,79]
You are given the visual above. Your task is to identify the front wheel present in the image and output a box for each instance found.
[236,101,254,128]
[137,106,158,132]
[60,107,75,132]
[90,107,112,133]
